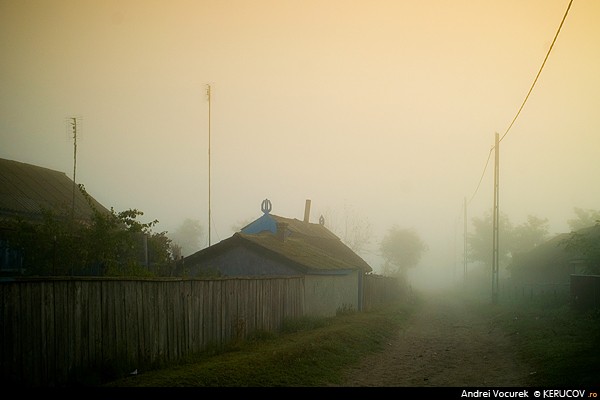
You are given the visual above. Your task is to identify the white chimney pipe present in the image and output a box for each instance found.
[304,199,311,223]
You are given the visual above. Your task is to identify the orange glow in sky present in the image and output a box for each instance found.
[1,0,598,288]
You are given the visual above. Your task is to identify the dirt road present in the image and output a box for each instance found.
[332,292,533,387]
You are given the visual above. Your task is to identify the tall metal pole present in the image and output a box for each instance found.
[464,196,467,282]
[492,133,500,304]
[206,84,212,247]
[70,117,78,222]
[69,117,78,276]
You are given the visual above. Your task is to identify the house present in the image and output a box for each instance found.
[506,229,594,303]
[0,157,110,274]
[508,225,600,307]
[508,233,582,286]
[183,199,373,317]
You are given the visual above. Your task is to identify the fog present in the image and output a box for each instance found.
[1,0,599,291]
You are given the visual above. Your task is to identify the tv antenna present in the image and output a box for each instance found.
[68,117,80,221]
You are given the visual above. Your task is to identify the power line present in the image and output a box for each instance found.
[468,0,573,204]
[468,146,493,205]
[500,0,573,143]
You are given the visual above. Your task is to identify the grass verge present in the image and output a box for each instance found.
[102,299,417,387]
[99,290,599,388]
[470,296,600,387]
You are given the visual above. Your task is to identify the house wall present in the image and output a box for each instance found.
[304,271,359,317]
[186,245,366,316]
[188,246,363,317]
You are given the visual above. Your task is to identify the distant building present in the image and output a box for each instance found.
[508,232,588,286]
[506,228,596,302]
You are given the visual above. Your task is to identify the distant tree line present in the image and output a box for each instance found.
[467,207,600,276]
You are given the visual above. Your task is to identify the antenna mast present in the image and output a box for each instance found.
[70,117,78,221]
[464,196,467,283]
[206,84,212,247]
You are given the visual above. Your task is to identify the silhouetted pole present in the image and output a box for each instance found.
[464,196,467,282]
[492,132,500,304]
[206,84,212,247]
[69,117,78,276]
[70,117,78,222]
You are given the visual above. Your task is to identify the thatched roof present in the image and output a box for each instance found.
[0,158,110,223]
[185,212,373,274]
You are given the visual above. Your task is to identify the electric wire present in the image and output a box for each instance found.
[468,147,493,206]
[467,0,573,205]
[499,0,573,143]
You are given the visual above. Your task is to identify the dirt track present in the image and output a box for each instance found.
[331,292,533,387]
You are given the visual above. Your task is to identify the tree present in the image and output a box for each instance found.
[467,210,513,269]
[169,218,204,257]
[567,207,600,231]
[561,222,600,275]
[82,204,163,276]
[7,184,174,277]
[320,204,373,255]
[379,225,427,278]
[7,207,80,275]
[510,215,550,255]
[469,211,553,281]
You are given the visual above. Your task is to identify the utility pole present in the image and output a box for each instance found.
[492,132,500,304]
[206,84,212,247]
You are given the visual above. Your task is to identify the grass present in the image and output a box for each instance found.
[102,299,417,387]
[100,289,599,388]
[468,293,600,387]
[503,305,599,386]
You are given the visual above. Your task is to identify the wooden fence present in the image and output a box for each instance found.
[0,274,399,387]
[363,273,401,310]
[503,282,571,305]
[570,274,600,311]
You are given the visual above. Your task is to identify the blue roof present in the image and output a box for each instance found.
[241,212,277,234]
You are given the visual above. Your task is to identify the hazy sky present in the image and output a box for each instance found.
[1,0,599,285]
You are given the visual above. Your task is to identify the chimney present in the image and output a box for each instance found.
[276,222,288,242]
[303,199,311,223]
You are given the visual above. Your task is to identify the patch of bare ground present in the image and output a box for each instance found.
[330,291,532,387]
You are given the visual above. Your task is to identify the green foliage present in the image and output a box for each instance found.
[7,184,176,277]
[379,225,427,277]
[560,223,600,275]
[487,301,600,387]
[468,211,550,271]
[511,215,550,255]
[280,315,330,333]
[567,207,600,231]
[335,303,356,316]
[7,208,82,275]
[467,210,513,268]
